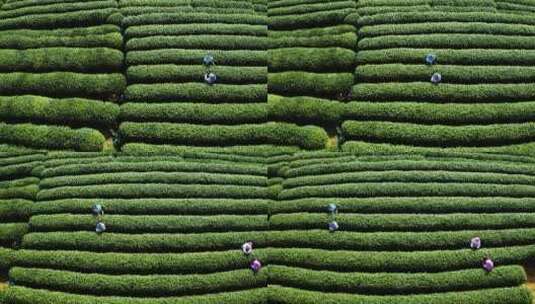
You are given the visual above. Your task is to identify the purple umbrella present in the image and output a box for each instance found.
[482,258,494,272]
[250,259,262,272]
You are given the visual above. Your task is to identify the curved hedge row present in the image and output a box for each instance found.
[269,265,524,294]
[268,1,356,16]
[8,248,253,274]
[23,228,535,252]
[278,182,535,199]
[351,83,535,102]
[123,13,267,26]
[269,32,357,49]
[120,103,267,124]
[269,47,355,72]
[342,120,535,146]
[355,64,535,83]
[40,161,265,177]
[21,231,269,252]
[0,96,119,127]
[268,25,355,38]
[127,49,267,66]
[30,214,269,233]
[269,72,354,96]
[356,48,535,65]
[0,0,118,20]
[0,8,119,30]
[0,47,123,72]
[358,34,535,50]
[0,199,32,221]
[283,170,535,188]
[269,197,535,214]
[359,22,535,37]
[0,72,126,99]
[266,245,535,272]
[119,122,328,149]
[127,65,267,84]
[0,184,38,200]
[3,286,268,304]
[36,184,275,200]
[0,32,122,49]
[126,35,269,51]
[269,8,356,30]
[268,95,341,124]
[125,24,267,38]
[343,101,535,124]
[9,267,267,297]
[0,123,105,152]
[124,83,267,103]
[269,213,535,231]
[283,159,535,178]
[356,12,535,26]
[39,171,267,189]
[269,286,532,304]
[342,141,535,156]
[7,245,535,274]
[121,144,300,157]
[32,198,271,215]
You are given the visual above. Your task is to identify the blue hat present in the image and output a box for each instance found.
[92,204,104,216]
[425,53,437,65]
[327,203,337,213]
[203,54,214,65]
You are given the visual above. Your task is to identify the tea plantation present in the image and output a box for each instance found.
[1,0,535,303]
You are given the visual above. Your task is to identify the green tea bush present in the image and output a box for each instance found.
[126,35,269,51]
[119,122,328,149]
[342,120,535,146]
[343,101,535,124]
[359,34,535,50]
[30,214,269,233]
[0,123,105,152]
[269,47,355,72]
[0,72,126,99]
[36,184,275,200]
[127,49,267,66]
[9,267,267,297]
[124,83,266,103]
[355,64,535,83]
[0,96,119,127]
[125,23,266,38]
[351,83,535,102]
[120,103,267,124]
[127,65,267,84]
[269,72,354,96]
[0,48,123,72]
[39,171,267,189]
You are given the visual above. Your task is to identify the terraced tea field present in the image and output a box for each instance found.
[1,0,535,303]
